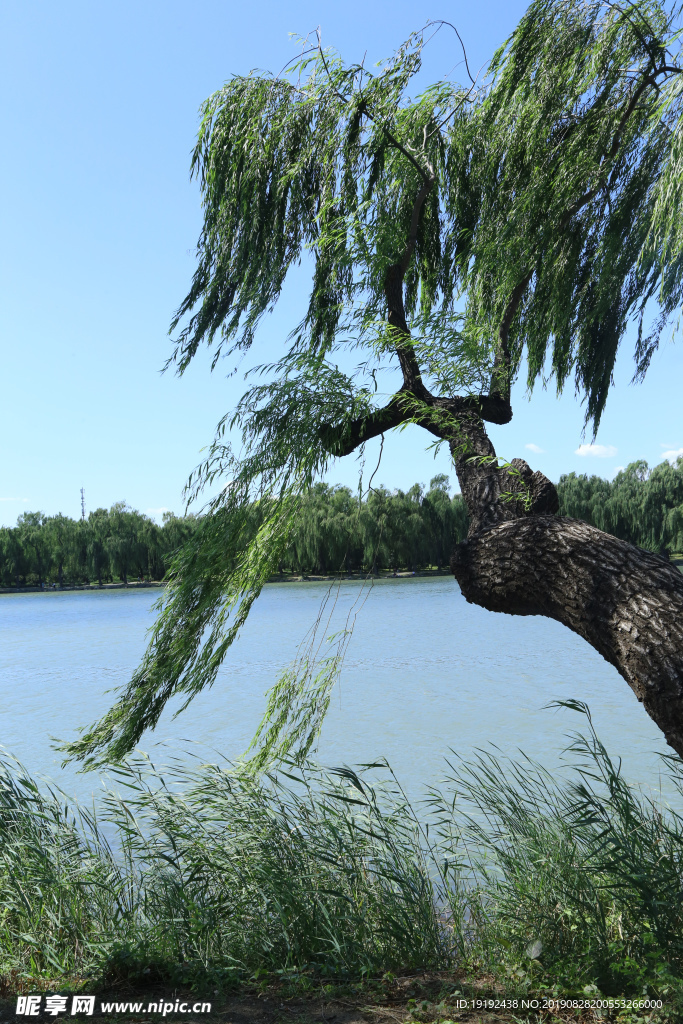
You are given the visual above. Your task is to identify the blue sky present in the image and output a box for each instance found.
[2,0,682,527]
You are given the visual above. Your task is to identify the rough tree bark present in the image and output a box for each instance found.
[448,416,683,759]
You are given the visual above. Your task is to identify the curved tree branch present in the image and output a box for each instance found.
[315,30,435,185]
[400,176,436,276]
[319,391,512,458]
[489,269,534,403]
[602,0,664,68]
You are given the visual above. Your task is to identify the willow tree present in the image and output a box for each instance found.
[66,0,683,768]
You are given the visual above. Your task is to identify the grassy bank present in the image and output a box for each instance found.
[0,706,682,1020]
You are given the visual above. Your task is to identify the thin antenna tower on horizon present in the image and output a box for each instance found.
[81,487,86,521]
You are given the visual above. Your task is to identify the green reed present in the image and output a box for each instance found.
[430,701,683,1000]
[0,754,447,986]
[0,703,682,1002]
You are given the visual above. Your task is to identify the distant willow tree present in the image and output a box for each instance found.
[67,0,683,767]
[558,457,683,553]
[0,506,199,589]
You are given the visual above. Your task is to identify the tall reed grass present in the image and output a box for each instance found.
[431,702,683,1000]
[0,755,445,986]
[0,704,681,1002]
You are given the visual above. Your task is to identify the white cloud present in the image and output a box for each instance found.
[146,506,170,516]
[662,447,683,464]
[610,466,625,479]
[575,444,618,458]
[525,443,545,454]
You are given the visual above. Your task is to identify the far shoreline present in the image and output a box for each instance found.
[0,568,455,596]
[2,560,682,596]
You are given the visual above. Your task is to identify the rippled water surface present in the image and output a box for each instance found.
[0,578,674,803]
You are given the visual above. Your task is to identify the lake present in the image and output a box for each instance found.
[0,577,675,807]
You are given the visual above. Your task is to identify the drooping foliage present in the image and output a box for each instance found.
[66,0,683,766]
[61,479,469,767]
[171,0,683,422]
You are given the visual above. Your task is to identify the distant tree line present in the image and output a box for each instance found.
[278,475,469,575]
[282,461,683,571]
[0,477,469,588]
[557,458,683,556]
[2,461,681,588]
[0,504,198,588]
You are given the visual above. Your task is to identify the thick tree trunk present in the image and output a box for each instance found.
[451,516,683,756]
[449,419,683,758]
